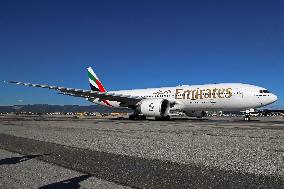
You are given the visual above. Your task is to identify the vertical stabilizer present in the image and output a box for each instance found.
[87,67,107,92]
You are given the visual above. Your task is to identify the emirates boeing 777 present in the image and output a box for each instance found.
[5,67,278,120]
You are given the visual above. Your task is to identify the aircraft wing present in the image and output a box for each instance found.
[5,81,142,106]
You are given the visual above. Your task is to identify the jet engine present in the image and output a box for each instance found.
[185,110,206,118]
[137,99,170,117]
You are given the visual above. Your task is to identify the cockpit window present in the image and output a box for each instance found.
[260,90,270,93]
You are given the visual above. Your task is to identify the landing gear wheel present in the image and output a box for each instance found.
[244,115,251,121]
[129,114,136,120]
[129,114,146,120]
[155,115,171,121]
[164,115,171,120]
[139,115,147,120]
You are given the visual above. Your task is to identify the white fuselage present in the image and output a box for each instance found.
[93,83,277,112]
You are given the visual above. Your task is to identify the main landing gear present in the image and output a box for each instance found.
[155,115,171,121]
[129,114,146,120]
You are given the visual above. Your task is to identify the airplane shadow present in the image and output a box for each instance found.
[0,154,43,165]
[38,174,91,189]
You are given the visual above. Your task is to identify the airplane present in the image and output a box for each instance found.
[5,67,278,121]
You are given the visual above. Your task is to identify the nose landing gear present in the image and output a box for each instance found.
[244,109,251,121]
[244,114,251,121]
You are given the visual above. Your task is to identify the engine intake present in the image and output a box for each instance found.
[138,99,170,117]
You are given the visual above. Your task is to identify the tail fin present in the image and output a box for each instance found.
[87,67,107,92]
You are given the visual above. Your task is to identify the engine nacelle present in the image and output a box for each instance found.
[185,110,206,118]
[138,99,170,117]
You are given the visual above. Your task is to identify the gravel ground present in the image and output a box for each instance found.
[1,133,282,188]
[0,115,283,187]
[0,149,130,189]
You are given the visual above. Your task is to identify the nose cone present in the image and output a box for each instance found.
[269,94,278,104]
[271,94,278,103]
[263,94,278,106]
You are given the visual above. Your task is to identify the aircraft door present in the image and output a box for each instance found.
[236,88,243,99]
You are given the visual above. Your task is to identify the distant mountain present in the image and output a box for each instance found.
[0,104,132,113]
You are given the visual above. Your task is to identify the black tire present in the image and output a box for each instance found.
[164,115,171,120]
[129,114,146,120]
[244,116,251,121]
[129,114,135,120]
[155,115,170,121]
[155,117,161,121]
[139,115,147,120]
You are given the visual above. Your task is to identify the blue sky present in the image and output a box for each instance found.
[0,0,283,108]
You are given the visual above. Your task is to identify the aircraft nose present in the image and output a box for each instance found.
[272,94,278,103]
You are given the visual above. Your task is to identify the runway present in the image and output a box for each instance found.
[0,115,284,188]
